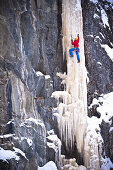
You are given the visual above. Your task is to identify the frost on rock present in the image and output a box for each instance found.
[52,0,87,155]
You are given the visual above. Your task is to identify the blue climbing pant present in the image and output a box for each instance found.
[69,48,80,61]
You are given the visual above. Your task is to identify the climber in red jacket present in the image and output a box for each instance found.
[69,34,80,63]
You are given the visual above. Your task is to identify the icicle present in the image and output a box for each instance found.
[52,0,88,162]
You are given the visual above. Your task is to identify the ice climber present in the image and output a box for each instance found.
[69,34,80,63]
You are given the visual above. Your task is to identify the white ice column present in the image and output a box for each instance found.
[60,0,87,153]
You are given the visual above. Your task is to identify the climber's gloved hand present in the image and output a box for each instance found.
[77,34,79,37]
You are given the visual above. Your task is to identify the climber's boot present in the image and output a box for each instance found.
[70,55,73,57]
[77,60,80,63]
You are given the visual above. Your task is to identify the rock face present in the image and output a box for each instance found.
[82,0,113,106]
[0,0,64,169]
[82,0,113,165]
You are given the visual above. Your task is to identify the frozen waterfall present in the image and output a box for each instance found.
[52,0,102,170]
[52,0,87,155]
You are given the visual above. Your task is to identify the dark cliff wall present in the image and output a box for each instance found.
[0,0,65,89]
[0,0,64,169]
[82,0,113,163]
[82,0,113,106]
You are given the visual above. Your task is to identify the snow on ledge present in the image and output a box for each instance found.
[26,117,44,127]
[0,134,14,138]
[0,147,28,163]
[0,147,20,163]
[45,75,50,79]
[38,161,58,170]
[13,147,27,160]
[36,71,44,76]
[36,71,51,80]
[90,0,98,4]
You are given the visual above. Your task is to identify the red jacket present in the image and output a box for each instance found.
[71,35,79,48]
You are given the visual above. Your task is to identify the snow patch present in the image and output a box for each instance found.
[97,62,102,66]
[94,13,100,19]
[7,120,14,125]
[100,7,110,29]
[45,75,51,79]
[0,147,20,163]
[89,92,113,123]
[90,0,98,4]
[27,138,33,146]
[101,157,113,170]
[36,71,44,76]
[95,36,102,42]
[86,92,113,169]
[86,75,89,84]
[87,34,94,38]
[26,117,44,127]
[88,98,99,109]
[0,134,14,138]
[21,137,33,146]
[97,93,113,123]
[38,161,58,170]
[99,32,105,39]
[13,147,27,160]
[109,127,113,133]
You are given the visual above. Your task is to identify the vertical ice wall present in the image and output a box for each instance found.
[61,0,87,153]
[52,0,87,154]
